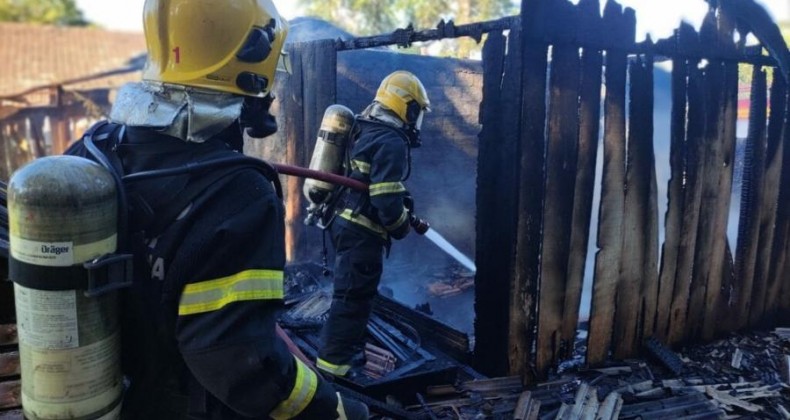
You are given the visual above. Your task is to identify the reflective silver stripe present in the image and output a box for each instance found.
[178,270,284,316]
[270,357,318,419]
[369,181,406,196]
[351,159,371,175]
[316,358,351,376]
[386,208,409,231]
[338,209,387,239]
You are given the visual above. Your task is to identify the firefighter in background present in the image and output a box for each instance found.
[317,71,431,377]
[65,0,368,418]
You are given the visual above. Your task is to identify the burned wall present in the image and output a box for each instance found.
[245,44,483,332]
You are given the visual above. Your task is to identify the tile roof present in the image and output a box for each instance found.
[0,22,146,104]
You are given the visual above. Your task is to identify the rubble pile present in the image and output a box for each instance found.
[407,330,790,419]
[281,264,463,393]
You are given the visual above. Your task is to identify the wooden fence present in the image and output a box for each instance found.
[1,0,782,385]
[0,89,107,179]
[475,0,790,380]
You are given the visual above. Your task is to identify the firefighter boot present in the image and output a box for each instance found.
[337,393,369,420]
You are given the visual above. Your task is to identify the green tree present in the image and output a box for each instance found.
[298,0,516,56]
[0,0,88,25]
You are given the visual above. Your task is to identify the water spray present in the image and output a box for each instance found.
[272,163,477,273]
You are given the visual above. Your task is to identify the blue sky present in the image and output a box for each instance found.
[76,0,788,41]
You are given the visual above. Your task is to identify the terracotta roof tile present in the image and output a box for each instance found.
[0,22,146,103]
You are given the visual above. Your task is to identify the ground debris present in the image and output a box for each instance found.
[404,329,790,419]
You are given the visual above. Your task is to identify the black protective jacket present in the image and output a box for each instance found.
[335,118,412,241]
[67,122,335,419]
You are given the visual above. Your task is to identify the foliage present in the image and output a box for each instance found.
[297,0,517,57]
[0,0,88,25]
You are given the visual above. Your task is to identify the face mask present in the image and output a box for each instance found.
[404,109,425,148]
[404,125,422,148]
[240,95,278,138]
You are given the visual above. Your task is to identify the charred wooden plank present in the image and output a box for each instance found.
[460,376,523,394]
[696,11,739,341]
[565,383,598,420]
[536,0,581,377]
[337,16,519,51]
[0,380,20,410]
[474,28,517,377]
[0,326,15,348]
[656,23,694,341]
[733,66,769,330]
[510,2,549,379]
[0,352,18,379]
[774,83,790,318]
[283,43,306,262]
[373,296,469,361]
[614,52,659,358]
[618,393,712,418]
[667,52,706,346]
[596,391,623,420]
[587,0,636,365]
[761,74,790,324]
[0,282,12,324]
[561,0,604,361]
[514,391,541,420]
[0,410,22,420]
[287,40,337,262]
[644,337,685,375]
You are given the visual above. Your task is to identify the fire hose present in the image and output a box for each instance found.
[271,163,430,234]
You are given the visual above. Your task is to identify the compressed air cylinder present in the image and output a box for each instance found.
[8,156,123,419]
[303,104,355,206]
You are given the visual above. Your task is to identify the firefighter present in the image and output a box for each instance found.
[64,0,367,418]
[317,71,431,377]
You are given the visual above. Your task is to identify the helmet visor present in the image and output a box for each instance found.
[414,109,425,131]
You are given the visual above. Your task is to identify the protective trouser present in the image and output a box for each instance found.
[317,222,384,375]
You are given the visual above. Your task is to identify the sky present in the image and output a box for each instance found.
[75,0,790,40]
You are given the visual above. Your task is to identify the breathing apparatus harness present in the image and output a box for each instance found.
[77,121,283,294]
[313,114,415,273]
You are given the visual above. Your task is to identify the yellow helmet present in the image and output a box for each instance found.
[142,0,288,97]
[374,71,431,126]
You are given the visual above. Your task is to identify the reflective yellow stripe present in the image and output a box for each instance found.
[386,208,409,231]
[351,159,370,175]
[369,182,406,196]
[178,269,284,316]
[338,209,387,239]
[270,357,318,419]
[316,358,351,376]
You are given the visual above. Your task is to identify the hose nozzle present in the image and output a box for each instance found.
[409,214,430,235]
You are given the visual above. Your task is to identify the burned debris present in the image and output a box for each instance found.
[399,330,790,419]
[0,324,19,416]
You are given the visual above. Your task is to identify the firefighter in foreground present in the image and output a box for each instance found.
[316,71,431,377]
[64,0,367,418]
